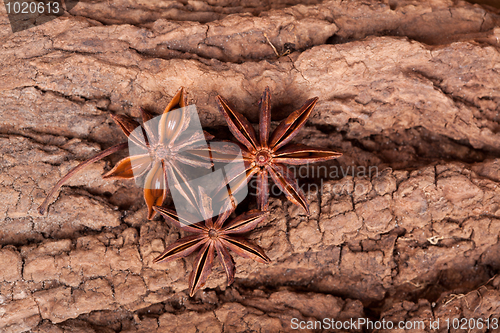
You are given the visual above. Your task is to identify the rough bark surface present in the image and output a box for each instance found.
[1,0,500,332]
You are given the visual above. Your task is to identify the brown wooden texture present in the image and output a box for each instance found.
[1,0,500,332]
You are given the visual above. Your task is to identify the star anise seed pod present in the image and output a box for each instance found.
[196,87,342,215]
[38,87,213,219]
[153,190,270,297]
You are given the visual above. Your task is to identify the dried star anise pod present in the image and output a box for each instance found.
[38,87,213,219]
[153,189,270,297]
[197,87,342,215]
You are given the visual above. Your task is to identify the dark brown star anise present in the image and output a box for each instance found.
[153,190,270,297]
[202,87,342,215]
[38,87,213,219]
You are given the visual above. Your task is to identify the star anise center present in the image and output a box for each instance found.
[208,229,219,239]
[152,144,174,160]
[255,149,272,167]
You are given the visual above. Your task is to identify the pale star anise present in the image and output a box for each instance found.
[205,87,342,215]
[153,189,270,297]
[38,87,213,219]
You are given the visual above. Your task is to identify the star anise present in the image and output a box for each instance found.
[38,87,213,219]
[200,87,342,215]
[153,189,270,297]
